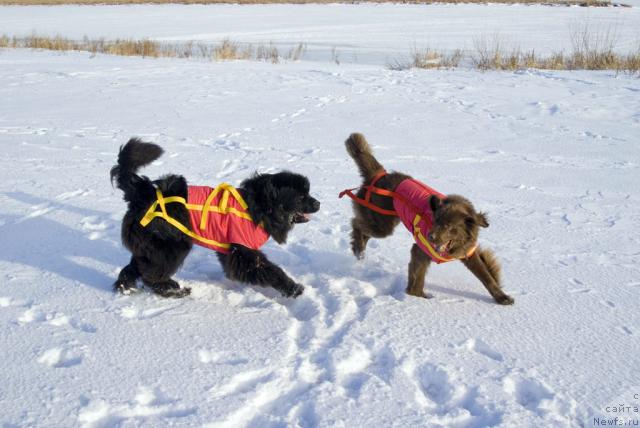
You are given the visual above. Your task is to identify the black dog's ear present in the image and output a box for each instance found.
[476,212,489,228]
[429,196,443,213]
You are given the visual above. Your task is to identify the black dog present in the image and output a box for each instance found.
[110,138,320,298]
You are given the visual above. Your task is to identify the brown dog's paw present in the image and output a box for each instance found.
[495,294,514,305]
[406,289,433,299]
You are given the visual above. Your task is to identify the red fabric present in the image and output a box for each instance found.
[392,179,447,263]
[187,185,269,253]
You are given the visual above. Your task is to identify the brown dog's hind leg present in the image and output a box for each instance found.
[461,247,514,305]
[407,244,433,299]
[350,219,371,260]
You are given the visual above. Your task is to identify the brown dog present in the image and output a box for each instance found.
[342,133,513,305]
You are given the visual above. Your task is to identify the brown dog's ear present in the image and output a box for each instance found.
[429,196,443,213]
[476,212,489,228]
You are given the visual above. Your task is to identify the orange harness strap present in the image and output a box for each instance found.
[339,170,425,217]
[339,171,477,262]
[339,170,398,216]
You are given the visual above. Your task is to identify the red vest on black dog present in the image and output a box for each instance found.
[140,183,269,254]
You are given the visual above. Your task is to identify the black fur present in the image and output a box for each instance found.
[111,138,320,298]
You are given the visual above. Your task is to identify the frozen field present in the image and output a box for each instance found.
[1,4,640,65]
[0,47,639,427]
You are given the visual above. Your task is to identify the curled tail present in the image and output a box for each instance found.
[345,133,384,181]
[110,138,163,204]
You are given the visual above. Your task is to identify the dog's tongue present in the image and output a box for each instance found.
[303,213,311,220]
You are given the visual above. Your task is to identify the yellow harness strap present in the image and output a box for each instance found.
[139,183,254,250]
[412,214,477,263]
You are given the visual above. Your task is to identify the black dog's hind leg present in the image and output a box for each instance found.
[135,245,192,299]
[114,258,141,294]
[217,245,303,298]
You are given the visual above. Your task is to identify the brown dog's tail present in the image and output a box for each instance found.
[345,133,385,181]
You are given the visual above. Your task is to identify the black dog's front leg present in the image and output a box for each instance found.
[217,244,304,298]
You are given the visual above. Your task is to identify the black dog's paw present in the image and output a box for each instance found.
[156,287,191,299]
[495,294,514,305]
[114,281,139,295]
[282,283,304,298]
[149,280,191,298]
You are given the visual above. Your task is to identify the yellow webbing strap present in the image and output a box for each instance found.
[412,214,477,263]
[199,185,224,231]
[139,184,255,250]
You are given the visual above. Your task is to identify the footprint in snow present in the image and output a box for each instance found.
[461,338,504,362]
[17,307,47,324]
[24,204,54,220]
[334,344,372,399]
[17,307,96,332]
[48,312,97,333]
[567,287,593,294]
[619,326,633,336]
[0,296,29,308]
[503,376,555,415]
[78,386,196,426]
[367,343,397,385]
[416,363,459,405]
[56,189,91,201]
[38,347,83,368]
[600,300,616,309]
[119,304,181,320]
[80,216,110,241]
[209,369,275,399]
[198,349,248,366]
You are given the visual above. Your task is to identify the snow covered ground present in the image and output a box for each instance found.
[1,4,640,65]
[0,42,639,427]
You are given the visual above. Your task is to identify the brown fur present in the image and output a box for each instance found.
[344,133,513,305]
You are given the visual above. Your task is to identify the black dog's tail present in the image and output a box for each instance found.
[345,133,385,182]
[110,138,163,204]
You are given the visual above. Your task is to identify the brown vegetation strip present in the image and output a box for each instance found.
[0,0,624,6]
[0,35,306,63]
[1,33,639,72]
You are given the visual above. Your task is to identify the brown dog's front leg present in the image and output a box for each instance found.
[407,244,433,298]
[461,248,514,305]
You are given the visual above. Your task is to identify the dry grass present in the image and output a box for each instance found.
[388,48,463,70]
[412,48,463,69]
[396,40,639,73]
[2,32,638,73]
[0,34,307,63]
[0,0,623,6]
[469,26,640,72]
